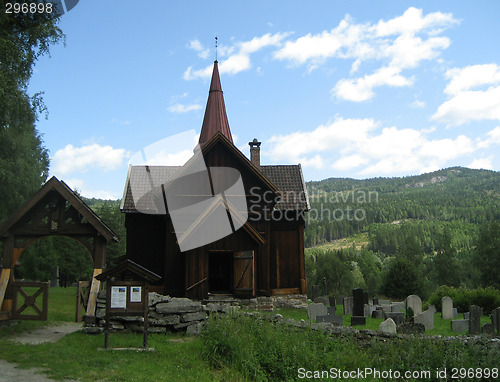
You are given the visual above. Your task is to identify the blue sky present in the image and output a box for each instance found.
[28,0,500,199]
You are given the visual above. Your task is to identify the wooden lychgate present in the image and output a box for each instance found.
[0,176,119,321]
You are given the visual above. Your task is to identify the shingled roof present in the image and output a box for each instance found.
[261,165,310,211]
[121,163,309,213]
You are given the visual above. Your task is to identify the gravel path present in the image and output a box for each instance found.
[0,322,82,381]
[8,322,82,345]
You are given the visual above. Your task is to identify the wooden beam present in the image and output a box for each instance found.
[0,268,11,314]
[271,288,300,296]
[86,268,103,316]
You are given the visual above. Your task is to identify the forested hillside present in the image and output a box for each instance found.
[304,167,500,299]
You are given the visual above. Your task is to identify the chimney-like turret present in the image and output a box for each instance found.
[249,138,261,167]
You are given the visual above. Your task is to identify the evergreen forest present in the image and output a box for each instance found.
[305,167,500,299]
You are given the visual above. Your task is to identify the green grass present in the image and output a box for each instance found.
[0,289,497,381]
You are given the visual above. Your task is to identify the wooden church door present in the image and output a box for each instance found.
[233,251,255,297]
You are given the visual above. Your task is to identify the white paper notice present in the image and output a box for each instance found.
[111,286,127,309]
[130,286,142,303]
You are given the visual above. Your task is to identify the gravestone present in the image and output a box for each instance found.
[317,314,343,326]
[363,292,369,305]
[380,304,392,313]
[350,316,366,326]
[317,305,343,325]
[469,305,482,335]
[493,307,500,335]
[414,308,434,330]
[372,309,385,319]
[343,297,353,315]
[307,302,328,322]
[336,295,345,306]
[378,318,397,334]
[378,299,390,305]
[312,285,319,301]
[451,319,469,333]
[452,308,458,318]
[384,312,404,325]
[482,323,495,335]
[464,312,470,320]
[405,295,422,315]
[397,322,425,334]
[441,296,453,320]
[372,297,379,305]
[352,288,365,317]
[314,296,329,306]
[391,302,405,313]
[363,303,374,317]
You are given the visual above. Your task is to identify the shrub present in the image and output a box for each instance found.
[426,286,500,314]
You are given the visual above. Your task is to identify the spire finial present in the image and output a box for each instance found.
[215,36,218,61]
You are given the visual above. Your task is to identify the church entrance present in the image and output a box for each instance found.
[208,251,232,294]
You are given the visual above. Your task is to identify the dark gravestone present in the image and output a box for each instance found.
[312,285,319,301]
[327,306,336,316]
[350,316,366,326]
[372,297,379,305]
[317,314,343,326]
[352,288,365,317]
[493,307,500,335]
[384,312,405,325]
[482,323,495,335]
[469,305,482,335]
[397,322,425,334]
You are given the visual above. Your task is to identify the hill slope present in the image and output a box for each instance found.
[305,166,500,247]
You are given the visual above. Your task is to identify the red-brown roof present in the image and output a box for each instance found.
[198,61,233,146]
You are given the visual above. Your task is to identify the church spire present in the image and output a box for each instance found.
[198,60,233,146]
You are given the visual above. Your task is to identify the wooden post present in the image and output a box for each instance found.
[85,268,102,317]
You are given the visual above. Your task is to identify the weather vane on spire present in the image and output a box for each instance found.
[215,36,218,61]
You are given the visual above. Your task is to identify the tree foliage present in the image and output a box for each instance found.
[0,5,64,222]
[475,221,500,289]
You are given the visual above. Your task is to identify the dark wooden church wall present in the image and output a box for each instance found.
[125,214,166,283]
[164,216,185,296]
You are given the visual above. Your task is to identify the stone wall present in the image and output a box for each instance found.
[84,291,206,335]
[84,292,308,335]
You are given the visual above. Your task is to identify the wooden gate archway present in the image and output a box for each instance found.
[0,176,119,321]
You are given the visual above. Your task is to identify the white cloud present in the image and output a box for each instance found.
[334,66,413,102]
[444,64,500,95]
[168,103,202,113]
[375,7,456,37]
[184,33,290,80]
[51,144,128,175]
[272,7,457,101]
[266,117,478,176]
[477,126,500,148]
[468,157,493,170]
[64,178,120,200]
[432,86,500,125]
[433,64,500,126]
[188,39,210,59]
[410,100,426,108]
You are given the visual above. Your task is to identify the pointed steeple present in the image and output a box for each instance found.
[198,61,233,146]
